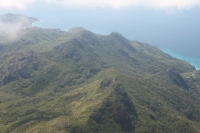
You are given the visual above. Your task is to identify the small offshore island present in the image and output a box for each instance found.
[0,13,200,133]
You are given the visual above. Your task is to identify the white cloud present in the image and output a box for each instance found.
[1,0,200,10]
[45,0,200,10]
[0,0,35,10]
[0,22,20,38]
[0,17,31,39]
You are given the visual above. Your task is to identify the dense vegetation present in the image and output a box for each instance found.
[0,14,200,133]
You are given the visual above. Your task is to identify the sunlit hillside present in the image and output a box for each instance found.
[0,14,200,133]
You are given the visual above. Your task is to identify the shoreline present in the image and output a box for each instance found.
[32,20,40,26]
[22,20,40,29]
[160,47,199,70]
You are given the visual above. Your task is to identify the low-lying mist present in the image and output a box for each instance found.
[0,13,38,39]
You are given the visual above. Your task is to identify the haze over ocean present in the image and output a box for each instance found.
[160,48,200,70]
[1,0,200,70]
[33,14,200,70]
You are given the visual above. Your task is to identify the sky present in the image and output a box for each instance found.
[1,0,200,10]
[0,0,200,57]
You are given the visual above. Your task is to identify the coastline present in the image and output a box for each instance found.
[32,20,40,26]
[31,19,41,27]
[22,20,40,29]
[160,47,200,70]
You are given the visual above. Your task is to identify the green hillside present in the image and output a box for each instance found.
[0,22,200,132]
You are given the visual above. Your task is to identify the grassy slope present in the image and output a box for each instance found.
[0,27,199,133]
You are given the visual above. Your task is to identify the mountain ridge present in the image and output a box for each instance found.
[0,14,200,133]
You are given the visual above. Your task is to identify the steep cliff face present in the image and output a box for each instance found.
[1,50,38,85]
[166,68,189,89]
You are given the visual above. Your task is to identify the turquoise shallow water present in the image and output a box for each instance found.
[160,48,200,70]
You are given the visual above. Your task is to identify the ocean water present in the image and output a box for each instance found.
[160,48,200,70]
[33,21,200,70]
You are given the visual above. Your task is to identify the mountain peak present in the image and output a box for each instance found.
[110,31,122,36]
[68,27,87,33]
[109,31,129,42]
